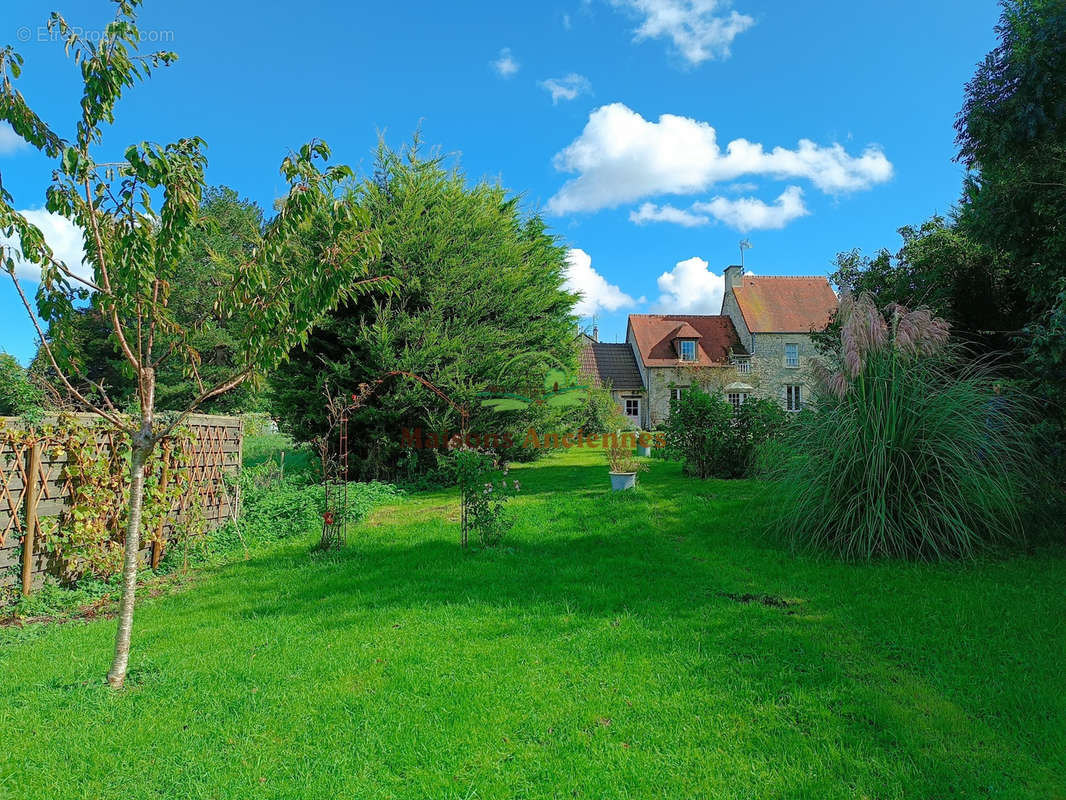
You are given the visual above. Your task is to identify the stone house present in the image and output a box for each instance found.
[719,265,838,414]
[578,265,837,428]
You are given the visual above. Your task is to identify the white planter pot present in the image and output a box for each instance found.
[610,472,637,491]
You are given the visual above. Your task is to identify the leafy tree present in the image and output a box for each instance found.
[830,216,1024,347]
[569,383,626,436]
[0,1,382,688]
[826,1,1066,472]
[0,353,44,417]
[272,142,578,479]
[956,0,1066,464]
[30,186,270,413]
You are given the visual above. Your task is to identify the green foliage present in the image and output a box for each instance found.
[0,353,44,418]
[828,216,1023,351]
[456,449,520,547]
[826,2,1066,481]
[565,384,626,436]
[31,188,274,413]
[1,0,388,686]
[662,388,786,479]
[1024,280,1066,476]
[770,299,1034,561]
[2,574,115,626]
[271,140,578,479]
[1,10,383,426]
[0,417,195,583]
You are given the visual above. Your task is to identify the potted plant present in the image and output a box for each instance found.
[606,443,645,491]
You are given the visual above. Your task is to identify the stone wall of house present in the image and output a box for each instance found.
[721,289,753,353]
[749,332,817,408]
[644,365,754,426]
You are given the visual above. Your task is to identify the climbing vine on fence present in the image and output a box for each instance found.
[2,416,197,582]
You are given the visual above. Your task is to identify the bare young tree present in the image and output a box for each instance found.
[0,1,385,688]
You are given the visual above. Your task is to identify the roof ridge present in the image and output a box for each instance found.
[628,313,729,319]
[743,275,831,281]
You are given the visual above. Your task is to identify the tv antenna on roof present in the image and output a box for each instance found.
[739,239,752,269]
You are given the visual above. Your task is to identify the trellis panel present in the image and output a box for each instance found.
[0,414,243,591]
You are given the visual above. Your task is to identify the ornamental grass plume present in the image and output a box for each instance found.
[769,296,1034,561]
[824,293,951,398]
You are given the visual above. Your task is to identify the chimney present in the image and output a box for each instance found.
[591,325,599,342]
[724,264,743,289]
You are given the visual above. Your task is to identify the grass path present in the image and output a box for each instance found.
[1,448,1064,799]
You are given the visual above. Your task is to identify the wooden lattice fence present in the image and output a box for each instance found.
[0,414,242,592]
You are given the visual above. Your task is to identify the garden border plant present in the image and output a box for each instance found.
[768,293,1036,561]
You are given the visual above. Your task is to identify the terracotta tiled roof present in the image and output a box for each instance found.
[579,339,644,390]
[732,276,838,333]
[627,315,744,367]
[669,322,702,339]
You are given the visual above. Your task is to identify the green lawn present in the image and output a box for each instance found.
[2,448,1064,799]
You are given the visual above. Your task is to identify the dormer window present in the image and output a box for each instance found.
[679,340,697,361]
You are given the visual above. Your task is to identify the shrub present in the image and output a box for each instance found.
[0,353,44,418]
[663,388,786,478]
[769,293,1033,560]
[566,384,623,435]
[455,449,520,547]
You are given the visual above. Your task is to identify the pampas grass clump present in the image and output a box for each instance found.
[771,294,1032,560]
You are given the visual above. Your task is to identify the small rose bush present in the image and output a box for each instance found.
[455,449,520,547]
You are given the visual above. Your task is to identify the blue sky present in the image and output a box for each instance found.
[0,0,1001,362]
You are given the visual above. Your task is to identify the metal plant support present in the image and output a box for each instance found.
[318,406,350,550]
[318,373,468,550]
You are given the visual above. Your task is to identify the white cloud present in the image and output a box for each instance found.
[609,0,755,65]
[0,123,25,156]
[629,202,709,227]
[0,209,90,283]
[629,187,809,231]
[547,103,893,214]
[491,48,520,78]
[693,185,808,231]
[564,248,640,317]
[652,256,724,314]
[539,74,592,104]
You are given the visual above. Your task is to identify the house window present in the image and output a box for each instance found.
[786,385,802,412]
[624,398,640,418]
[727,392,747,413]
[785,343,799,368]
[734,358,751,375]
[679,340,697,361]
[671,386,689,403]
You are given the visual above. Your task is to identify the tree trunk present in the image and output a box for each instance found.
[107,372,155,690]
[106,439,149,689]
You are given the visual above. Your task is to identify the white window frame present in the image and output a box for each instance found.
[679,340,697,361]
[624,397,641,420]
[784,342,799,368]
[671,386,689,403]
[727,392,747,413]
[786,384,802,412]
